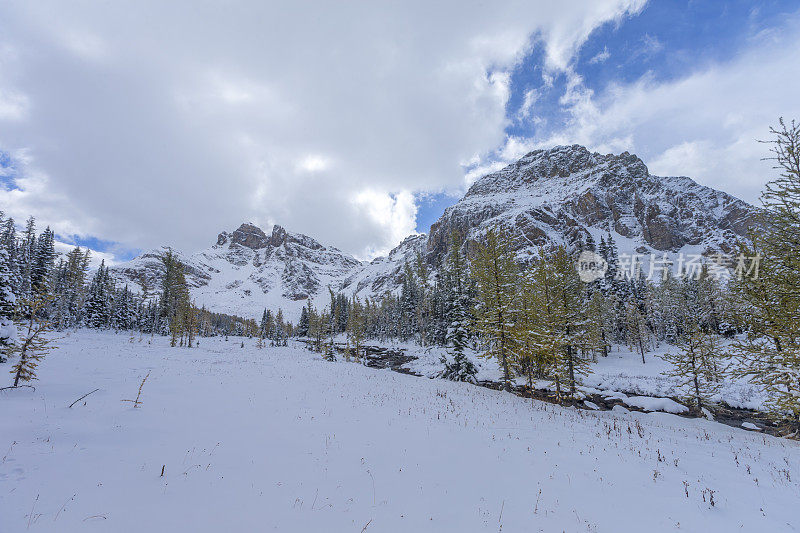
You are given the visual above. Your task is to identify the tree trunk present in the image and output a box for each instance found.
[638,336,646,364]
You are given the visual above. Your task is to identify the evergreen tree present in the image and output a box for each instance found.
[30,226,55,295]
[439,232,477,383]
[585,289,612,361]
[548,247,592,397]
[18,216,36,301]
[275,309,286,346]
[84,260,112,328]
[0,217,20,299]
[298,303,310,337]
[0,245,16,362]
[625,300,650,364]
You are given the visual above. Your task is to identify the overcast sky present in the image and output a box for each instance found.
[1,1,798,263]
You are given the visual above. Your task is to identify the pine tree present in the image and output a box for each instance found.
[471,229,517,391]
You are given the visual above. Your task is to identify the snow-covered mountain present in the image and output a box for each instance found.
[110,145,758,320]
[345,145,757,300]
[109,223,363,318]
[427,144,754,261]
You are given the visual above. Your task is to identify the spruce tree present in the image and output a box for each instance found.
[85,260,112,328]
[0,246,16,362]
[298,303,310,337]
[440,232,477,383]
[30,226,55,295]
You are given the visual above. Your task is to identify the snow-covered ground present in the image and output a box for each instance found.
[2,330,799,532]
[404,340,769,413]
[583,343,768,411]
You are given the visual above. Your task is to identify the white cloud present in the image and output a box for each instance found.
[0,0,647,259]
[0,89,28,120]
[296,155,331,173]
[524,17,800,204]
[589,46,610,64]
[350,189,418,259]
[517,89,540,121]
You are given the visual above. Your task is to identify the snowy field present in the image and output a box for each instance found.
[2,331,799,532]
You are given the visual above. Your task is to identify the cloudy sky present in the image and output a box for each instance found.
[1,1,798,263]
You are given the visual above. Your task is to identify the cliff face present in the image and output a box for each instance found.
[427,145,755,261]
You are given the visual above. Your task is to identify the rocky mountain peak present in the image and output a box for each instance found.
[429,144,755,261]
[465,145,650,200]
[269,224,288,247]
[227,223,270,249]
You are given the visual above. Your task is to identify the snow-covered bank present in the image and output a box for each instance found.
[2,331,799,532]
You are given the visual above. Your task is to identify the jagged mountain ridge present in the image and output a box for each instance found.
[109,223,363,318]
[110,145,758,319]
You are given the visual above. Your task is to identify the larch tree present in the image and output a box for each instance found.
[548,246,591,398]
[625,300,651,364]
[9,293,55,387]
[585,288,612,361]
[346,296,366,363]
[731,118,800,429]
[661,323,723,411]
[471,228,517,391]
